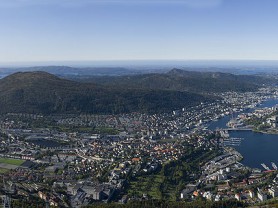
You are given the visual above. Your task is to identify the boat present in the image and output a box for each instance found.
[271,162,277,170]
[261,163,270,171]
[220,130,229,138]
[222,137,243,146]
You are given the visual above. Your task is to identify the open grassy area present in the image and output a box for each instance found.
[128,174,164,200]
[254,197,278,208]
[127,148,220,202]
[0,158,25,166]
[0,168,9,174]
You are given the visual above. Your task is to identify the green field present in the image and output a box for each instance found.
[128,174,164,200]
[127,148,220,202]
[0,168,9,173]
[0,158,25,166]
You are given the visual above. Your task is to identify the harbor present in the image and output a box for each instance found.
[209,98,278,170]
[261,162,278,171]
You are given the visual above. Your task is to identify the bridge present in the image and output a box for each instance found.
[221,128,253,131]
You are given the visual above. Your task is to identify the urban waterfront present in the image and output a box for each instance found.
[1,86,278,207]
[209,98,278,170]
[230,130,278,169]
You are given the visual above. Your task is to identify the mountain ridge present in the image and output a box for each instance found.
[69,68,268,93]
[0,71,213,114]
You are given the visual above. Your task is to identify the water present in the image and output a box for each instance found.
[208,98,278,169]
[259,98,278,108]
[229,131,278,169]
[208,98,278,130]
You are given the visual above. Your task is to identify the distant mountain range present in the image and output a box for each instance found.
[0,66,144,78]
[1,65,278,78]
[69,68,272,93]
[0,68,274,115]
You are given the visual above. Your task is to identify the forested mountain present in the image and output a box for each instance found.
[0,71,213,114]
[69,68,270,93]
[0,68,270,115]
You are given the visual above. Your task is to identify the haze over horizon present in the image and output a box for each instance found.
[2,60,278,69]
[1,0,278,63]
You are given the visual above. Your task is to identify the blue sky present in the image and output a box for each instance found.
[0,0,278,63]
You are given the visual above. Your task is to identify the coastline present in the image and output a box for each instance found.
[253,129,278,135]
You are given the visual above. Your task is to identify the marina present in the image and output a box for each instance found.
[222,137,243,146]
[209,98,278,170]
[261,163,270,171]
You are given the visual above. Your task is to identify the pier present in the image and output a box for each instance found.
[222,128,253,131]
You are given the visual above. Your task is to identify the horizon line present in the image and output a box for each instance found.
[1,59,278,68]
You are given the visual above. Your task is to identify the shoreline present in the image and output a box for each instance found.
[228,128,278,135]
[253,129,278,135]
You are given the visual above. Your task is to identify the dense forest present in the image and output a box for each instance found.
[0,68,271,115]
[68,68,271,93]
[0,71,213,114]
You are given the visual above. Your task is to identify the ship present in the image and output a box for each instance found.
[222,137,243,146]
[261,163,270,171]
[220,130,229,138]
[271,162,277,170]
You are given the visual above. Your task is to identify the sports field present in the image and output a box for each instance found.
[0,158,25,166]
[0,158,25,173]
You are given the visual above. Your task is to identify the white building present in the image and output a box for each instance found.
[269,187,278,198]
[248,190,255,198]
[235,193,241,201]
[257,191,267,202]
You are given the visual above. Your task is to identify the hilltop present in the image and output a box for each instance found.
[70,68,270,93]
[0,69,271,115]
[0,71,213,114]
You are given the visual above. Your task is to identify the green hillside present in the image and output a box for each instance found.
[0,71,213,114]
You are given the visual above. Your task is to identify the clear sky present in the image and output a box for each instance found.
[0,0,278,63]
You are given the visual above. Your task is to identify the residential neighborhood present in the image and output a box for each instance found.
[0,87,278,207]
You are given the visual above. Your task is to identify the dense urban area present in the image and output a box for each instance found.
[2,0,278,207]
[0,85,278,208]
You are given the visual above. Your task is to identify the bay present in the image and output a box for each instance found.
[208,98,278,169]
[229,131,278,169]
